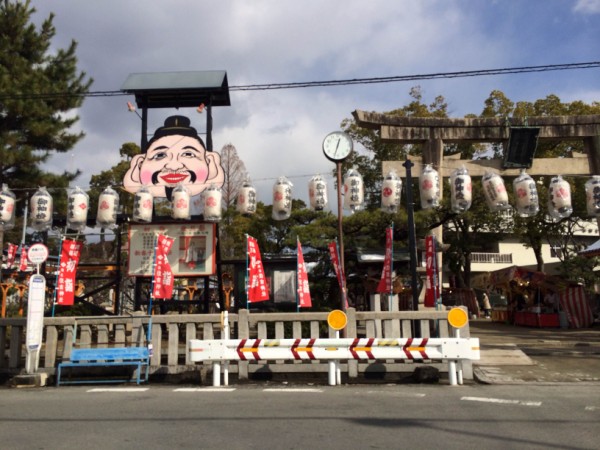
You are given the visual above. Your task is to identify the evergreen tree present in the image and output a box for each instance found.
[0,0,92,194]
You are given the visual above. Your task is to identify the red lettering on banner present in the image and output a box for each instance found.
[297,240,312,308]
[56,240,83,306]
[247,236,269,302]
[152,235,175,299]
[377,227,393,293]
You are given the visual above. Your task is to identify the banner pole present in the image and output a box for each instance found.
[245,234,249,310]
[147,234,159,345]
[296,237,300,313]
[51,235,65,318]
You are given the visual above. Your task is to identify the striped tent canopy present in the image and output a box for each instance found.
[579,239,600,258]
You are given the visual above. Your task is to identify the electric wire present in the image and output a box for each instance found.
[0,61,598,101]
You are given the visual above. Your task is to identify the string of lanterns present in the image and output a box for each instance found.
[0,169,599,232]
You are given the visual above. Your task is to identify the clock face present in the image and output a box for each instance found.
[323,131,353,162]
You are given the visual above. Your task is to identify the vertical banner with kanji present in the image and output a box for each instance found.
[297,239,312,308]
[377,227,393,294]
[56,240,83,306]
[424,235,439,308]
[328,241,348,308]
[152,234,175,299]
[6,243,18,269]
[247,236,269,303]
[18,246,28,271]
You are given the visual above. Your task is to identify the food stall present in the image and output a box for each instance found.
[474,266,594,328]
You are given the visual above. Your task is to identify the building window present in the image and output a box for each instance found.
[550,246,562,258]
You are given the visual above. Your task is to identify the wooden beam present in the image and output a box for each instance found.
[383,154,592,177]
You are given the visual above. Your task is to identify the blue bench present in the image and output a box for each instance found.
[56,346,150,386]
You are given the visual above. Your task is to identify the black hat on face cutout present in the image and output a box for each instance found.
[147,115,206,151]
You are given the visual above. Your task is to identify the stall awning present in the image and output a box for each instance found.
[579,239,600,258]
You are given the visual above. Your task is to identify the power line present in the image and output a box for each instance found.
[0,61,598,101]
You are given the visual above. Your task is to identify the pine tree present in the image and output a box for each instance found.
[0,0,93,193]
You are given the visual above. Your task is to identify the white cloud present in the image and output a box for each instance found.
[30,0,599,211]
[574,0,600,14]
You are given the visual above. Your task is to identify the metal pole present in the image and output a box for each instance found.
[336,162,347,312]
[403,159,420,313]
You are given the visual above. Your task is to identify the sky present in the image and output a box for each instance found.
[30,0,600,210]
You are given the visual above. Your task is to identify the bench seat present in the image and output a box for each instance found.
[56,346,150,386]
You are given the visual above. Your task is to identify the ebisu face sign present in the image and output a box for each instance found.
[123,115,225,200]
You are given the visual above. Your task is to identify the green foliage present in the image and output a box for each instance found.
[0,0,92,199]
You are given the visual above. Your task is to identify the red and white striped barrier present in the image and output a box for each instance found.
[189,337,479,364]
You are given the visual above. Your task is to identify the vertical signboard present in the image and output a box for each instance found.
[25,274,46,374]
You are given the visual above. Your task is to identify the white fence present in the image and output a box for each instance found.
[0,308,474,383]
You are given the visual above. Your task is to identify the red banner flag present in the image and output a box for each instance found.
[18,246,28,271]
[328,241,348,308]
[6,243,18,269]
[247,236,269,302]
[297,239,312,308]
[376,227,393,293]
[152,235,175,299]
[424,235,439,307]
[56,240,83,306]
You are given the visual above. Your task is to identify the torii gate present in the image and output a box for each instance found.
[352,111,600,305]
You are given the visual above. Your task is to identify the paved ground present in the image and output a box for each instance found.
[470,318,600,384]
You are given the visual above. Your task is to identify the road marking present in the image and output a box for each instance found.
[584,406,597,411]
[87,388,149,392]
[461,396,541,407]
[263,388,323,393]
[173,388,236,392]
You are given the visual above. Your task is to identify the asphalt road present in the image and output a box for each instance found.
[1,384,598,450]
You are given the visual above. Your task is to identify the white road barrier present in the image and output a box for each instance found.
[189,337,480,386]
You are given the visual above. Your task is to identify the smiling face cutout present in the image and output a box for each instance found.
[124,116,225,199]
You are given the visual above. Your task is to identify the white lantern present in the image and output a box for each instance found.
[96,186,119,228]
[450,166,472,213]
[308,174,328,211]
[343,168,364,212]
[67,186,89,231]
[482,171,510,212]
[513,170,539,217]
[237,180,257,215]
[419,164,440,209]
[547,175,572,220]
[381,170,402,213]
[171,183,191,220]
[203,185,222,222]
[133,185,153,223]
[272,176,293,220]
[585,175,600,218]
[0,184,16,231]
[30,186,53,231]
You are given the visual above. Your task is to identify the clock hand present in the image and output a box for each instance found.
[335,139,340,155]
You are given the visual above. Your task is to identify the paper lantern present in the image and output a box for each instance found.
[585,175,600,217]
[171,183,191,220]
[547,175,572,220]
[482,171,510,212]
[272,176,293,220]
[381,170,402,213]
[419,164,440,209]
[133,185,153,223]
[67,186,89,231]
[450,166,472,213]
[343,168,364,212]
[96,186,119,228]
[30,186,53,231]
[0,184,16,231]
[513,170,539,217]
[237,180,257,215]
[308,174,328,211]
[203,185,222,222]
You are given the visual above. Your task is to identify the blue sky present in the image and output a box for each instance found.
[30,0,600,208]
